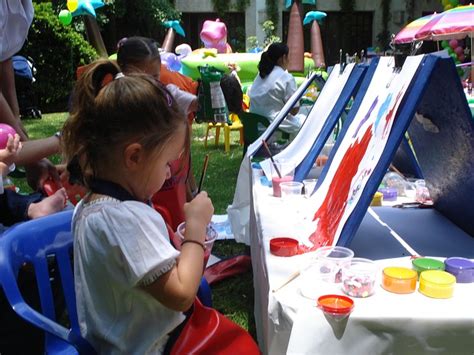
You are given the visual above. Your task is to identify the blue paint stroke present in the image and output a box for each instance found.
[353,96,378,138]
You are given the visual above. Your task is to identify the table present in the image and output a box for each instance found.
[249,166,474,354]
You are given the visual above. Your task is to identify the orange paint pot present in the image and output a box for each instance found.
[317,294,354,320]
[382,267,417,294]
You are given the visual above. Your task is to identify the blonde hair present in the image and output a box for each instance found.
[62,59,189,187]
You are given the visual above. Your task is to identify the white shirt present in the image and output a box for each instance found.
[166,83,196,115]
[73,197,184,354]
[0,0,34,61]
[248,66,304,134]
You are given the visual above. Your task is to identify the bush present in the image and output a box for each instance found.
[20,2,98,112]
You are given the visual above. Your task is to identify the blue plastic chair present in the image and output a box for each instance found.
[0,210,96,354]
[0,209,213,354]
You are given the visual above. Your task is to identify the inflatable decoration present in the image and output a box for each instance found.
[161,52,182,72]
[304,11,327,69]
[59,0,104,25]
[0,124,17,150]
[286,0,316,72]
[162,20,185,53]
[200,19,231,54]
[176,43,192,57]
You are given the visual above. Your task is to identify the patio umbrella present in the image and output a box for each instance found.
[393,13,438,44]
[414,4,473,81]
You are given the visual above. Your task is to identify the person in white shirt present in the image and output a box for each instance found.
[248,42,305,135]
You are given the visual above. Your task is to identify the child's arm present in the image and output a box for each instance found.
[143,192,214,311]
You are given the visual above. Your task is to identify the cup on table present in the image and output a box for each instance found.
[271,159,295,197]
[313,246,354,283]
[176,222,217,269]
[415,179,431,203]
[280,181,303,200]
[303,178,318,198]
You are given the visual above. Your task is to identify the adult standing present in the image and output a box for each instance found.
[0,0,60,190]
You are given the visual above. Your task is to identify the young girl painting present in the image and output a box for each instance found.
[62,59,214,353]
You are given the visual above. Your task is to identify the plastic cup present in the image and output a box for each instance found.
[280,181,303,200]
[313,246,354,283]
[271,159,295,197]
[317,294,354,321]
[176,222,217,269]
[415,179,431,203]
[341,258,378,298]
[303,178,318,198]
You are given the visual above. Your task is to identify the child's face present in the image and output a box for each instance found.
[136,58,161,81]
[140,124,186,199]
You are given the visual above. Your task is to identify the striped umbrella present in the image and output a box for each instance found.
[394,13,438,44]
[414,4,474,41]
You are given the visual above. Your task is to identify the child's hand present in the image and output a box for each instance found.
[0,134,22,167]
[183,191,214,242]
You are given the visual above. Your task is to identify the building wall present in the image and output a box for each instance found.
[174,0,443,50]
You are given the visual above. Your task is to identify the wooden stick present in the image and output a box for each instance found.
[197,154,209,193]
[261,140,281,178]
[272,270,301,293]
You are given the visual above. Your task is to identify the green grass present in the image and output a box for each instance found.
[16,113,256,338]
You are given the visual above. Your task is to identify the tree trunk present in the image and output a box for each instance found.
[286,1,304,72]
[162,28,175,53]
[310,20,325,69]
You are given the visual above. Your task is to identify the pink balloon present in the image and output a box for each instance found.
[454,46,464,55]
[0,124,17,149]
[458,53,465,62]
[449,39,458,49]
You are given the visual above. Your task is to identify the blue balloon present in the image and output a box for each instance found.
[161,52,181,72]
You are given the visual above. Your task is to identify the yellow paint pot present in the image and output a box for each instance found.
[371,192,383,206]
[382,267,417,294]
[419,270,456,299]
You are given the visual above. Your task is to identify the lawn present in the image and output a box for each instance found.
[16,113,256,337]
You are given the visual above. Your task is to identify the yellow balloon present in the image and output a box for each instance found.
[67,0,78,12]
[444,4,452,10]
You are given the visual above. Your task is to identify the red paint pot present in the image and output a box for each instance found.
[317,294,354,320]
[270,237,299,257]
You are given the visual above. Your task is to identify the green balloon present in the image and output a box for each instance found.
[441,40,449,49]
[59,9,72,26]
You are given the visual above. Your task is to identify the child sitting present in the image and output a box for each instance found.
[62,59,214,353]
[0,133,66,228]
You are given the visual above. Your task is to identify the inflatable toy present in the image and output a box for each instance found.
[0,124,17,149]
[161,20,185,53]
[304,11,327,69]
[161,52,182,72]
[200,19,231,54]
[59,0,104,25]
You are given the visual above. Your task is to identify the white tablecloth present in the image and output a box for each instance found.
[249,167,474,354]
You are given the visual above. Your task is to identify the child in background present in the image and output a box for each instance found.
[0,133,67,228]
[117,36,198,229]
[62,60,214,353]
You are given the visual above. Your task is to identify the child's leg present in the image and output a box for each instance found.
[27,188,67,220]
[0,189,43,226]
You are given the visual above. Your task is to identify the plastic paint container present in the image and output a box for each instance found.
[371,192,383,206]
[314,246,354,283]
[317,294,354,320]
[382,267,417,294]
[444,257,474,283]
[412,258,445,277]
[270,237,299,257]
[419,270,456,299]
[342,258,378,298]
[378,187,397,201]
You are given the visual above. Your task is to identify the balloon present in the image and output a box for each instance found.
[161,52,181,72]
[449,52,458,61]
[67,0,78,12]
[458,53,465,62]
[442,0,450,5]
[449,39,458,49]
[441,40,449,49]
[58,9,72,25]
[455,46,464,55]
[444,4,452,10]
[447,47,454,54]
[0,124,17,149]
